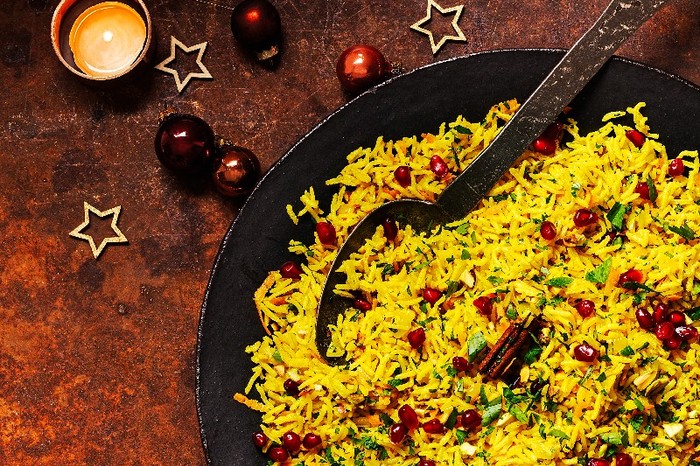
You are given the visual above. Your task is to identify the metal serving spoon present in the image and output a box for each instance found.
[316,0,670,364]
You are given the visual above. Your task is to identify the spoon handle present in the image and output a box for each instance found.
[437,0,670,218]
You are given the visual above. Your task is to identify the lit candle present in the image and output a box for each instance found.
[68,1,146,78]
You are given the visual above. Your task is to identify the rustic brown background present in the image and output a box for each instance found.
[1,0,698,464]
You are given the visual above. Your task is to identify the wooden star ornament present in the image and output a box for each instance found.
[411,0,467,55]
[69,202,128,259]
[155,36,213,93]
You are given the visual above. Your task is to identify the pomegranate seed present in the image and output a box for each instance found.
[267,446,289,462]
[452,356,470,372]
[543,122,565,140]
[664,334,682,350]
[282,432,302,453]
[283,378,300,396]
[614,452,633,466]
[634,182,650,200]
[430,155,449,178]
[573,209,598,228]
[279,261,303,279]
[668,158,685,177]
[398,405,420,430]
[418,461,437,466]
[573,343,599,362]
[653,303,669,324]
[669,311,686,326]
[382,216,399,241]
[587,458,611,466]
[625,129,645,148]
[540,221,557,240]
[635,308,654,329]
[353,297,372,311]
[675,325,699,342]
[394,165,411,187]
[389,423,408,443]
[407,328,426,349]
[460,409,482,432]
[252,431,268,449]
[533,136,556,155]
[618,269,643,287]
[423,288,442,305]
[575,300,596,318]
[422,418,444,434]
[302,433,322,449]
[655,322,675,341]
[473,296,493,316]
[316,221,337,245]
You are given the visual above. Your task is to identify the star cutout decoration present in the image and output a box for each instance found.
[69,202,128,259]
[154,36,213,93]
[411,0,467,55]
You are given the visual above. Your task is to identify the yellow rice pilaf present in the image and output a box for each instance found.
[240,101,700,465]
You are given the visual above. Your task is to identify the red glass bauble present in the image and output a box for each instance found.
[212,145,261,197]
[231,0,282,61]
[336,44,391,94]
[154,114,216,174]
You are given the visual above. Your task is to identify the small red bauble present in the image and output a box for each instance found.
[212,145,261,197]
[336,44,391,93]
[155,114,216,174]
[230,0,282,62]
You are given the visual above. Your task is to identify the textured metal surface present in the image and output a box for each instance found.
[0,0,698,464]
